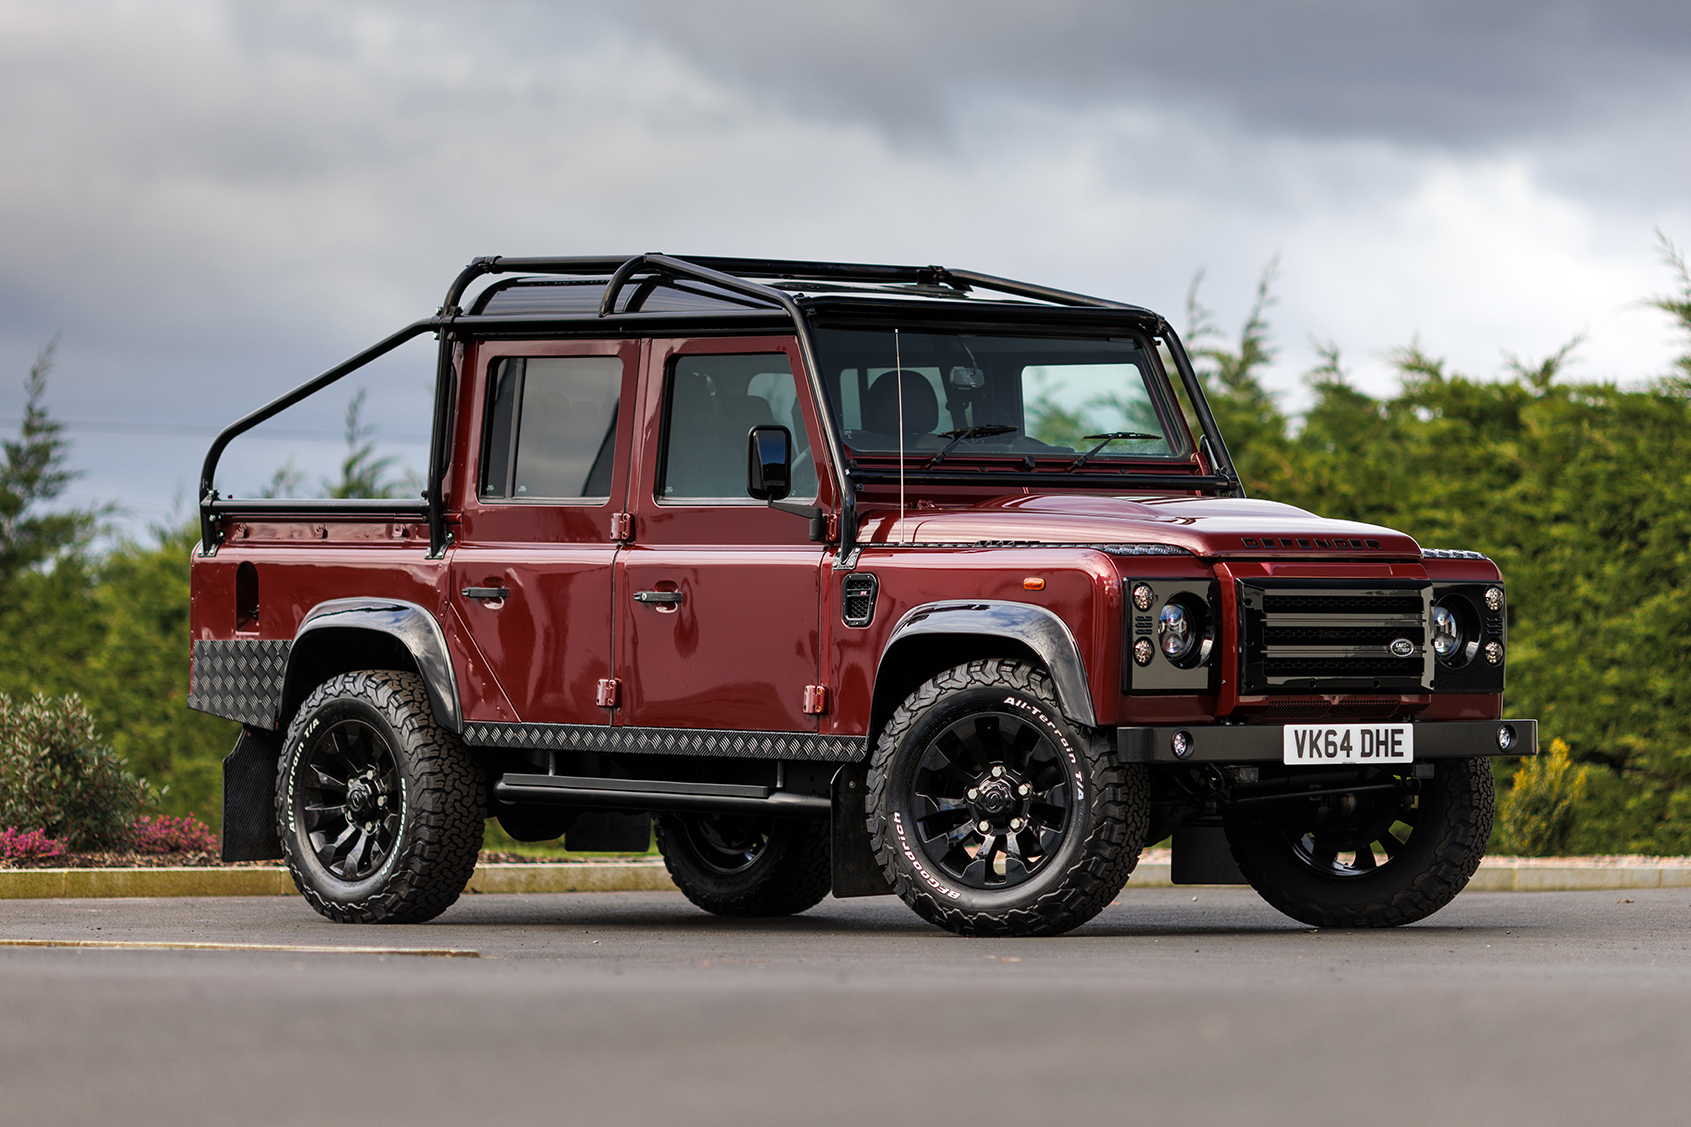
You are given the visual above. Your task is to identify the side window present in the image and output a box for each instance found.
[480,356,622,502]
[660,352,820,501]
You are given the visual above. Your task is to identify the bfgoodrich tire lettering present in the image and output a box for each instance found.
[867,659,1148,937]
[278,670,485,924]
[1224,756,1495,928]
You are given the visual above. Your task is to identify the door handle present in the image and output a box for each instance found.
[462,587,509,600]
[633,590,683,606]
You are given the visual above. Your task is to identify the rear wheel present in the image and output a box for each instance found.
[655,813,832,917]
[278,671,485,924]
[1224,757,1495,928]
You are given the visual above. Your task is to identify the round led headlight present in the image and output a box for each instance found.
[1133,638,1155,666]
[1158,601,1195,661]
[1431,604,1464,658]
[1131,583,1154,612]
[1485,586,1504,612]
[1484,641,1504,665]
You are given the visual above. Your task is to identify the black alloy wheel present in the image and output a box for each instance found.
[906,710,1073,889]
[1285,783,1416,879]
[296,717,401,882]
[278,671,485,924]
[679,814,771,874]
[868,659,1148,938]
[1224,757,1495,928]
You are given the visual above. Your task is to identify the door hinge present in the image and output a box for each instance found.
[803,684,829,715]
[610,512,633,542]
[596,678,621,708]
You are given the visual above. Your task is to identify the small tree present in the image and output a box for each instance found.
[322,389,407,499]
[1497,739,1589,857]
[1182,261,1296,495]
[1650,227,1691,388]
[0,342,96,597]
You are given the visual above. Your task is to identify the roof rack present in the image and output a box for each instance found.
[436,254,1138,318]
[199,254,1241,559]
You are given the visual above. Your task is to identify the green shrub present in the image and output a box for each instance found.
[0,692,155,850]
[1497,738,1589,856]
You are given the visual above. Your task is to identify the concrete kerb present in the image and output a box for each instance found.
[1128,859,1691,891]
[4,858,1690,900]
[0,861,679,900]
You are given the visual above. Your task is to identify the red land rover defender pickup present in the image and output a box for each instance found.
[189,254,1535,936]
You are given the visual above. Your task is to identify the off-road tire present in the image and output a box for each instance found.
[867,659,1148,937]
[655,813,832,917]
[1225,756,1495,928]
[278,671,485,924]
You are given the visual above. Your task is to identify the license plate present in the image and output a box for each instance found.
[1282,724,1414,765]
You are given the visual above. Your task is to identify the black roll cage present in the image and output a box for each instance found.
[197,254,1243,558]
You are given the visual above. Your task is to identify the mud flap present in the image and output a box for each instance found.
[221,725,284,862]
[831,763,895,898]
[1171,825,1246,885]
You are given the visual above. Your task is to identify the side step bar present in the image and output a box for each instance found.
[493,773,830,817]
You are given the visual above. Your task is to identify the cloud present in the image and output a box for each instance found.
[0,0,1687,536]
[618,0,1691,147]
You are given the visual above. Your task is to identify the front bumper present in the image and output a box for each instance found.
[1117,719,1537,764]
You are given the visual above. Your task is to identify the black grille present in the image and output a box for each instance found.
[842,573,879,628]
[1239,580,1430,694]
[1263,595,1423,615]
[1264,658,1424,677]
[1264,626,1425,646]
[1260,697,1406,722]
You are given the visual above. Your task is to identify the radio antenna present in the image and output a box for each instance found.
[895,329,907,544]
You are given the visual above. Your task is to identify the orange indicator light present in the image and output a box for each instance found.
[1023,577,1046,591]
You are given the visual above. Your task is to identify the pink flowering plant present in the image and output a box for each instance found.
[132,814,218,854]
[0,826,66,860]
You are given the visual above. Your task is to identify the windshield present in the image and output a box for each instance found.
[810,328,1185,461]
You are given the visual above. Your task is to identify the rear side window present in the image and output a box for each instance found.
[480,356,621,501]
[659,352,819,501]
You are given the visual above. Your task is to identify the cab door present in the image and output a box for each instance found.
[447,339,639,726]
[616,336,827,733]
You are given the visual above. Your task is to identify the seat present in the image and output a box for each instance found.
[862,370,939,438]
[664,380,776,498]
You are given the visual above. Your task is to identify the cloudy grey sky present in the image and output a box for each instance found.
[3,0,1689,535]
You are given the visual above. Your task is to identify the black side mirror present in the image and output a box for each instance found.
[747,425,792,501]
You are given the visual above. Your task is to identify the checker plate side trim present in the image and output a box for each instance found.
[462,722,867,763]
[187,639,290,728]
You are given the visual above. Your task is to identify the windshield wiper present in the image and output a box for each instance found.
[925,425,1018,468]
[1067,432,1163,471]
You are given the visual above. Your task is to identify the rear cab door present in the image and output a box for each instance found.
[446,338,640,727]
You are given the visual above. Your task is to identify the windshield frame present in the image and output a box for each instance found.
[808,321,1198,475]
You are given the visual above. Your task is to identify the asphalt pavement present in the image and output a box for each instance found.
[3,885,1690,1126]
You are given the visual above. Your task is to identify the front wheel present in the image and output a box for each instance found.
[1224,757,1495,928]
[278,671,485,924]
[867,659,1147,937]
